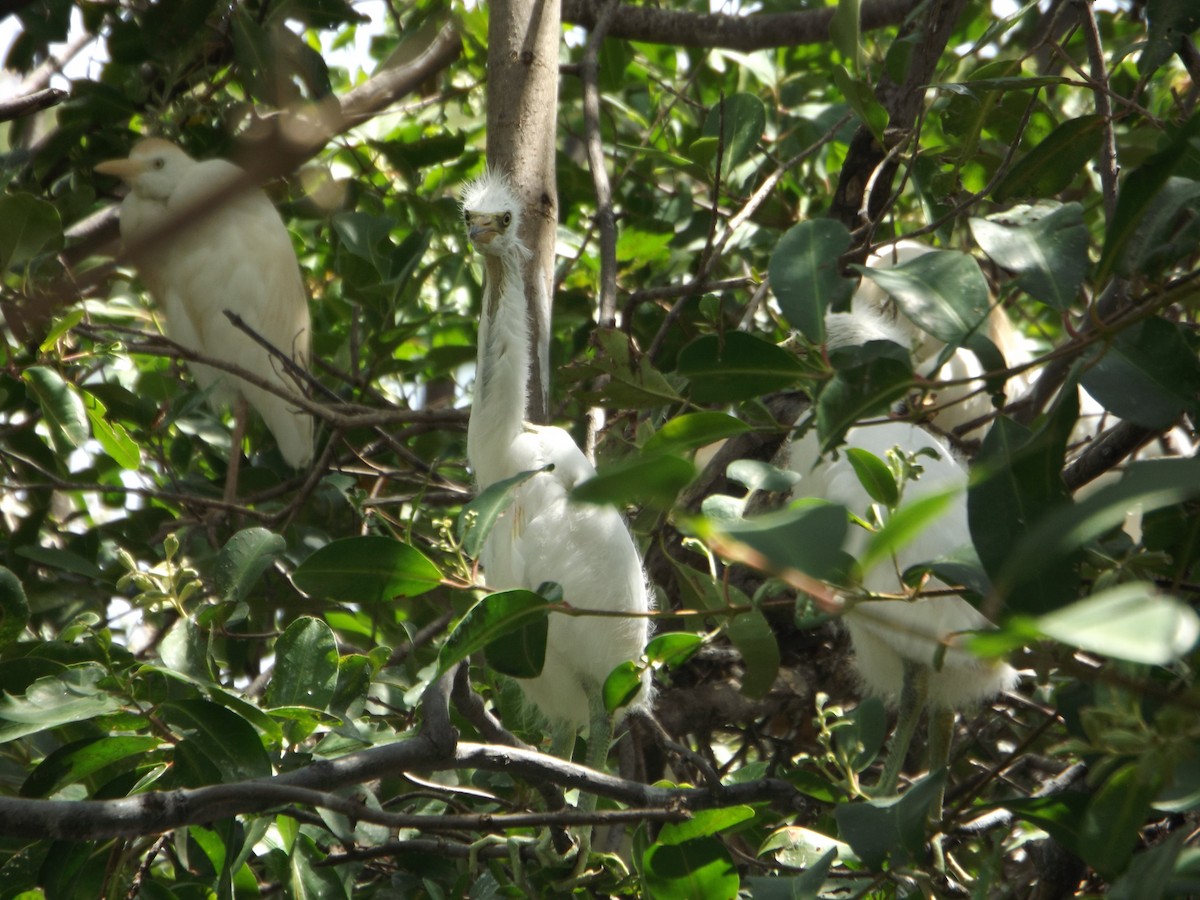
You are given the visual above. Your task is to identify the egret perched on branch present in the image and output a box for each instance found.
[461,169,652,789]
[96,139,313,499]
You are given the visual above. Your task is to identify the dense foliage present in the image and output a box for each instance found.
[1,0,1199,896]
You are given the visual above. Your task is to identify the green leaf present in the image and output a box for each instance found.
[437,589,550,675]
[0,193,62,270]
[768,219,854,342]
[969,202,1088,310]
[816,341,913,448]
[711,501,856,584]
[293,536,442,604]
[658,807,755,846]
[643,413,751,457]
[829,0,862,70]
[1080,318,1200,429]
[214,527,287,604]
[854,250,991,345]
[0,665,122,744]
[970,387,1079,614]
[701,93,766,176]
[727,610,780,699]
[1080,762,1158,879]
[20,735,161,798]
[677,332,806,403]
[844,448,899,507]
[268,617,340,711]
[831,64,887,139]
[0,566,29,647]
[15,545,104,581]
[483,603,548,679]
[834,770,946,870]
[642,836,739,900]
[23,366,88,455]
[993,115,1105,202]
[160,617,212,682]
[1036,583,1198,665]
[1098,116,1200,283]
[160,698,273,783]
[571,453,695,509]
[1139,0,1200,76]
[744,851,837,898]
[1109,829,1190,900]
[832,695,886,774]
[858,483,960,576]
[1002,792,1091,856]
[644,633,704,669]
[603,660,644,713]
[458,467,544,559]
[83,401,141,469]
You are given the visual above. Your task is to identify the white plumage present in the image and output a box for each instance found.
[96,138,313,470]
[790,422,1016,709]
[462,170,651,730]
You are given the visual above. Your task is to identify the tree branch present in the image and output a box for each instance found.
[561,0,919,51]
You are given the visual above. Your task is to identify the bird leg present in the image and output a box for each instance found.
[926,706,956,872]
[223,395,250,505]
[570,677,613,879]
[877,659,929,795]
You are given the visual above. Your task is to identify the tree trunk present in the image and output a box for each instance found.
[486,0,561,423]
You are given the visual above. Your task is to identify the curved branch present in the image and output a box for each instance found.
[561,0,919,51]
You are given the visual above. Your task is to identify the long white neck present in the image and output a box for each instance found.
[467,252,531,488]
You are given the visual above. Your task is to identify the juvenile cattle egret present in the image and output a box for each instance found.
[791,421,1017,794]
[461,168,651,742]
[96,139,313,496]
[830,240,1032,436]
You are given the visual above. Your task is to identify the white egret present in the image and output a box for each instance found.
[96,139,313,499]
[461,169,652,788]
[830,240,1032,436]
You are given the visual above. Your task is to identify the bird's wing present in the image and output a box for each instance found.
[164,161,314,466]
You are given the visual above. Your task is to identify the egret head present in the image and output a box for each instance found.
[461,169,526,259]
[96,138,193,201]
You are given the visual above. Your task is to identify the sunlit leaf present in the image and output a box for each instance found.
[438,589,550,675]
[768,219,854,342]
[969,202,1088,310]
[643,412,751,457]
[458,467,544,559]
[23,366,88,456]
[643,836,738,900]
[571,453,695,509]
[293,537,442,604]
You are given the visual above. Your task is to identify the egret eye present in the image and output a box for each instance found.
[501,212,512,227]
[154,158,166,170]
[463,208,471,223]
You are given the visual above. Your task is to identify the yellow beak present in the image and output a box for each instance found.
[467,213,501,245]
[94,157,149,181]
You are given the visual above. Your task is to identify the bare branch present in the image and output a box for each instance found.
[562,0,919,51]
[0,87,68,123]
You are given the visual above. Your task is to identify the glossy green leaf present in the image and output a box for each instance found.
[855,249,990,345]
[643,412,751,457]
[293,536,442,604]
[712,501,856,584]
[160,617,211,682]
[268,617,340,710]
[970,388,1079,614]
[1109,829,1189,900]
[858,483,960,576]
[816,341,913,449]
[20,735,161,798]
[458,467,544,558]
[603,660,644,713]
[0,566,29,647]
[0,665,122,744]
[14,545,104,581]
[994,115,1105,201]
[81,390,141,470]
[834,770,946,870]
[677,332,806,403]
[1139,0,1200,76]
[969,202,1088,310]
[160,698,273,783]
[829,0,862,70]
[23,366,88,456]
[571,453,695,509]
[644,632,704,668]
[1113,176,1200,278]
[643,836,738,900]
[0,193,62,270]
[438,589,550,675]
[214,527,287,604]
[1098,116,1200,283]
[768,219,854,342]
[831,64,887,139]
[483,603,549,679]
[845,448,899,507]
[1003,792,1090,856]
[1037,583,1198,665]
[1080,762,1158,879]
[701,92,766,176]
[728,610,780,699]
[658,806,756,846]
[1081,318,1200,429]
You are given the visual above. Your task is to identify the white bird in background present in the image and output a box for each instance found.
[460,169,652,757]
[96,139,313,499]
[828,240,1033,436]
[795,243,1022,794]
